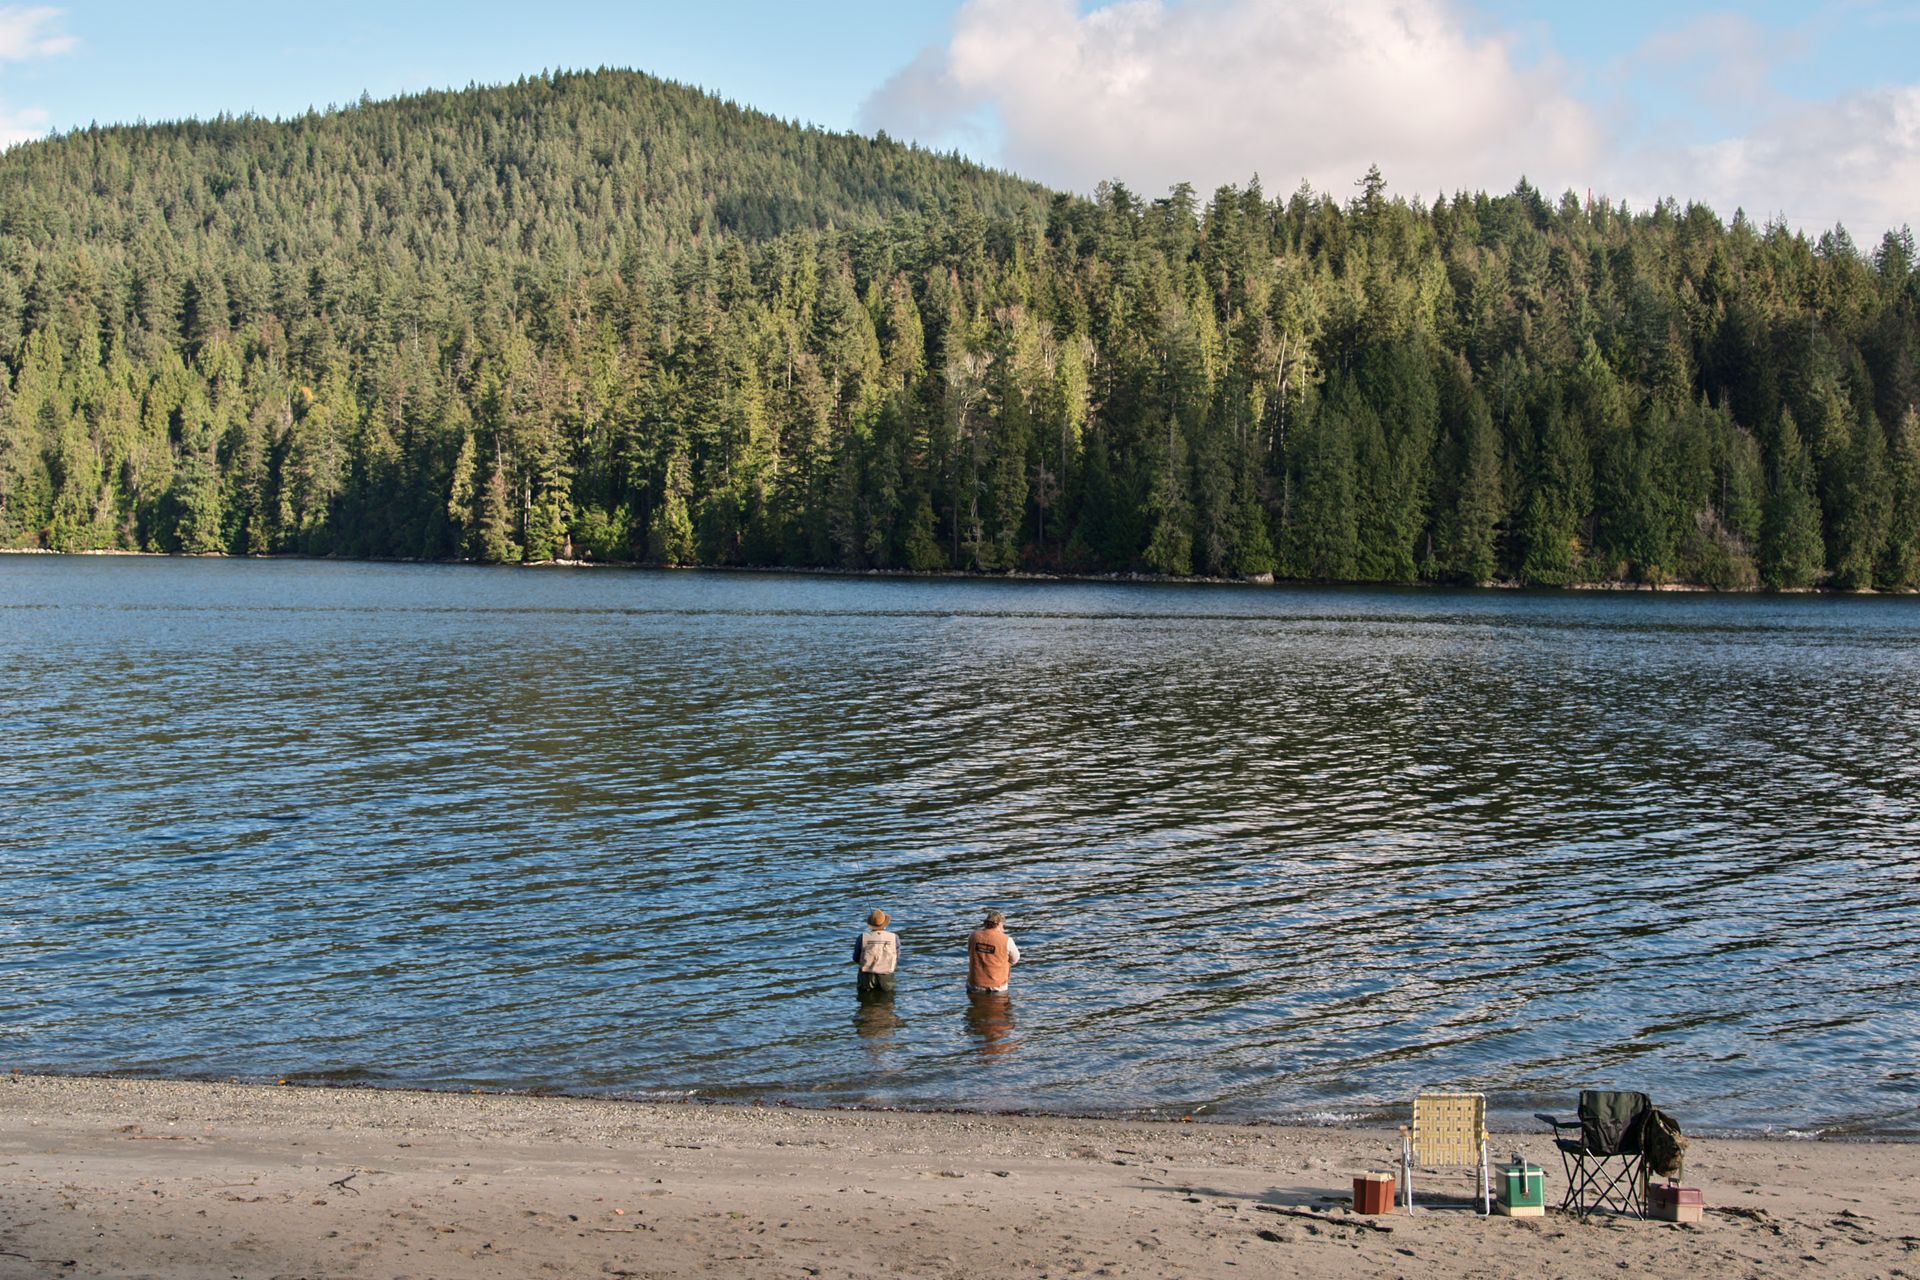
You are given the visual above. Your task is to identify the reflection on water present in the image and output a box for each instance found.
[965,994,1019,1059]
[2,557,1918,1135]
[853,997,905,1067]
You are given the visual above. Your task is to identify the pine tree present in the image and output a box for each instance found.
[45,406,105,552]
[1828,410,1891,588]
[447,429,479,553]
[1438,388,1503,582]
[1350,342,1436,580]
[475,458,519,564]
[902,490,946,571]
[1143,417,1194,576]
[648,449,697,565]
[1880,408,1920,589]
[1517,401,1591,586]
[1283,392,1358,580]
[1762,409,1826,588]
[1226,461,1277,577]
[167,377,228,555]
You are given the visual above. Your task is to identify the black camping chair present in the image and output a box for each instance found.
[1535,1090,1651,1218]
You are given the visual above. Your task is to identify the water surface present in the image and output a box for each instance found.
[3,558,1916,1135]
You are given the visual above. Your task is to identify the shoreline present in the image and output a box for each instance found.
[0,545,1897,595]
[4,1072,1916,1279]
[11,1067,1914,1144]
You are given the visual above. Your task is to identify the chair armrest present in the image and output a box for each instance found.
[1534,1112,1577,1130]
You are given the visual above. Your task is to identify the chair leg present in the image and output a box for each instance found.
[1401,1137,1413,1214]
[1578,1154,1647,1218]
[1568,1155,1596,1218]
[1552,1144,1578,1210]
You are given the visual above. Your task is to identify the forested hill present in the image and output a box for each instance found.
[0,69,1047,262]
[2,71,1918,589]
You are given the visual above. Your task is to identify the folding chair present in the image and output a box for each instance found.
[1535,1090,1650,1218]
[1399,1091,1490,1214]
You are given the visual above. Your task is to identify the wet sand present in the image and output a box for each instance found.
[3,1074,1916,1278]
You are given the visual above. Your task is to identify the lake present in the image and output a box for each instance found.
[2,557,1916,1136]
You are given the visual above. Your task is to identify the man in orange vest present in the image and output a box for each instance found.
[966,910,1021,994]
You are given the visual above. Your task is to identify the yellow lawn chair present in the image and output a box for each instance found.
[1399,1091,1490,1214]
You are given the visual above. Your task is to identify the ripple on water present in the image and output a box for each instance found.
[2,557,1918,1132]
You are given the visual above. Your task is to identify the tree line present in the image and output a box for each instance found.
[2,70,1917,589]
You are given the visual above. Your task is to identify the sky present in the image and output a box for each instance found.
[2,1,1916,235]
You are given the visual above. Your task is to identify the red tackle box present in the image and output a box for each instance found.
[1649,1182,1705,1223]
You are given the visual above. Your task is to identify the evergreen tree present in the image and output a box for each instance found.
[648,449,697,565]
[1829,410,1891,588]
[1762,410,1826,588]
[475,459,519,564]
[1282,387,1358,579]
[1881,408,1920,589]
[447,429,480,554]
[1517,401,1591,586]
[1435,384,1503,582]
[1142,417,1194,576]
[1350,341,1437,580]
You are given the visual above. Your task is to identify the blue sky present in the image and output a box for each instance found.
[3,2,1916,232]
[1,2,945,136]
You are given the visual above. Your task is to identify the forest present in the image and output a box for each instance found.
[2,68,1917,589]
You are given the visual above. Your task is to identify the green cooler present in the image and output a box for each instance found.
[1497,1158,1546,1217]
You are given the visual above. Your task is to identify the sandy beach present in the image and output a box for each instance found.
[2,1075,1916,1279]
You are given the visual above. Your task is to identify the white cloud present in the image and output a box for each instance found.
[1654,86,1920,235]
[861,0,1920,234]
[0,101,46,147]
[862,0,1604,203]
[1599,14,1920,234]
[0,5,73,61]
[0,6,73,150]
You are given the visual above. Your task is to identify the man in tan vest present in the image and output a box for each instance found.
[966,910,1021,994]
[853,909,900,1000]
